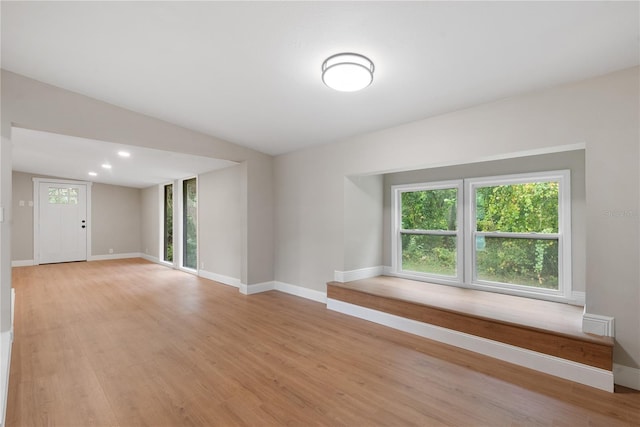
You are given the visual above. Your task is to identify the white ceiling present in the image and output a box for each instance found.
[11,127,237,188]
[2,1,639,159]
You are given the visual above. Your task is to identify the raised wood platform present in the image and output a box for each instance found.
[327,276,613,371]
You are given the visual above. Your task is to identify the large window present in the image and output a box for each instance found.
[163,183,173,263]
[183,177,198,270]
[393,170,571,301]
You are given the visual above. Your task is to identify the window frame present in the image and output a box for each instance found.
[181,176,198,271]
[391,179,464,286]
[163,183,174,263]
[391,170,572,302]
[465,170,571,301]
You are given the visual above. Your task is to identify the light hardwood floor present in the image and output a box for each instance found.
[7,259,640,426]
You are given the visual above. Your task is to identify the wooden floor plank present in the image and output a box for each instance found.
[7,259,640,426]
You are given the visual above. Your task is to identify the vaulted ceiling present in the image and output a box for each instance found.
[2,1,638,185]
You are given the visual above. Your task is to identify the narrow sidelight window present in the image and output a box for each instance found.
[182,177,197,270]
[163,183,173,262]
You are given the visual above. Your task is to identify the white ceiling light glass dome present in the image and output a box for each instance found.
[322,53,375,92]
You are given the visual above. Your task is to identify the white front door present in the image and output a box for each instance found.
[38,182,88,264]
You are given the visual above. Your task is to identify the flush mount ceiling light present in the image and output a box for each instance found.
[117,150,131,158]
[101,163,112,169]
[322,52,374,92]
[88,172,97,177]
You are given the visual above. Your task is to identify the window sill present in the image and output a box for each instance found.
[390,270,575,304]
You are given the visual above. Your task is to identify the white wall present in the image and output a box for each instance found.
[274,148,345,290]
[274,67,639,369]
[140,185,159,260]
[199,165,242,281]
[10,172,33,262]
[344,175,384,271]
[91,182,141,256]
[0,131,11,333]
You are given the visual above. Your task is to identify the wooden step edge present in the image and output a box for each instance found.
[327,281,614,348]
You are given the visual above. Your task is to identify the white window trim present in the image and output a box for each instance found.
[391,180,464,286]
[391,170,572,303]
[464,170,571,302]
[158,181,175,268]
[179,176,198,274]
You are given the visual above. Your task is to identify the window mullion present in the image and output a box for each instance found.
[464,180,474,286]
[400,229,458,236]
[475,231,559,240]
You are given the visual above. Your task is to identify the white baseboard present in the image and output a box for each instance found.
[237,280,327,304]
[582,311,615,337]
[11,260,34,267]
[334,266,384,282]
[88,252,142,261]
[1,289,15,427]
[11,289,14,338]
[327,298,614,392]
[240,281,275,295]
[140,253,160,263]
[0,330,12,427]
[139,254,178,271]
[613,363,640,390]
[199,270,241,288]
[274,281,327,304]
[138,257,324,304]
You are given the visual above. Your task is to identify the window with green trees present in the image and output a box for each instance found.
[163,183,173,262]
[393,170,571,301]
[398,181,463,280]
[183,177,197,270]
[473,180,559,289]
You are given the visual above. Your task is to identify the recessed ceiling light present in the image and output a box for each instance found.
[118,151,131,158]
[101,164,112,169]
[322,52,374,92]
[88,172,97,176]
